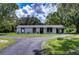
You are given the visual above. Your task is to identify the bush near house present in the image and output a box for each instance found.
[64,28,76,33]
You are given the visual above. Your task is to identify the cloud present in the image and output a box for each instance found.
[15,3,57,23]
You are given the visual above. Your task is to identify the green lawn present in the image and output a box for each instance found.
[0,38,16,49]
[0,32,59,37]
[42,34,79,55]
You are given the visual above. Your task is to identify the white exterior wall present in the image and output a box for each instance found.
[16,27,58,34]
[53,28,56,33]
[16,28,21,33]
[36,28,40,33]
[44,28,47,34]
[46,28,56,34]
[25,28,33,33]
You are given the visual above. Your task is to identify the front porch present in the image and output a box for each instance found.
[16,25,64,34]
[33,28,64,34]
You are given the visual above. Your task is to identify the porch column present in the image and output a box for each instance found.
[53,28,56,33]
[36,28,40,34]
[44,28,46,34]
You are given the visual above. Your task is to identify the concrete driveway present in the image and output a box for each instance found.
[0,34,71,55]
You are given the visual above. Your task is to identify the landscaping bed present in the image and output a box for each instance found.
[42,36,79,55]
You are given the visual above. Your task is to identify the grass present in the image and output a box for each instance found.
[0,38,16,49]
[0,32,59,37]
[42,35,79,55]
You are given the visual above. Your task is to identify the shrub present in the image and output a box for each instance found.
[42,38,79,55]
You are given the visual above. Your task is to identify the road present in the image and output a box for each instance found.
[0,34,71,55]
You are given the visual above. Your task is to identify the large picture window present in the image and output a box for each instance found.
[21,27,25,33]
[47,28,52,32]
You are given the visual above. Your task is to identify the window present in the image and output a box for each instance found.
[33,28,36,33]
[21,27,25,33]
[47,28,52,32]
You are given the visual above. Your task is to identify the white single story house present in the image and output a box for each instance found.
[16,25,64,34]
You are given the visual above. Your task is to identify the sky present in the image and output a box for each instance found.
[15,3,57,23]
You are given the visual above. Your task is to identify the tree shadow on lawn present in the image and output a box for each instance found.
[33,49,49,55]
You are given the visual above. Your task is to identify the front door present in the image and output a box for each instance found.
[40,28,43,34]
[56,28,59,33]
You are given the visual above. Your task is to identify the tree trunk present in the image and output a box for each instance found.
[76,28,79,33]
[76,25,79,33]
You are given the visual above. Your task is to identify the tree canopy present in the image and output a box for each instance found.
[0,3,18,32]
[0,3,79,33]
[16,16,42,25]
[45,3,79,33]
